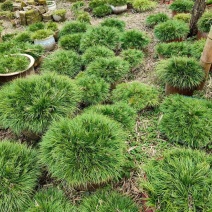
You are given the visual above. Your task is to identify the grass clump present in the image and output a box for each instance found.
[59,33,82,51]
[0,141,40,211]
[0,54,29,74]
[40,113,127,187]
[169,0,194,13]
[41,50,82,78]
[59,21,87,37]
[14,31,32,43]
[155,39,205,59]
[132,0,157,12]
[76,72,110,105]
[89,0,107,9]
[28,22,45,32]
[32,29,53,40]
[145,13,169,28]
[101,18,126,31]
[0,73,82,136]
[174,13,191,23]
[108,0,127,6]
[46,21,58,32]
[154,20,189,42]
[197,11,212,33]
[121,30,150,50]
[84,102,137,131]
[156,57,205,89]
[76,11,91,23]
[26,187,75,212]
[82,45,115,66]
[159,95,212,148]
[112,81,160,111]
[79,190,139,211]
[141,148,212,211]
[120,49,144,69]
[93,5,112,17]
[86,57,130,83]
[80,26,120,51]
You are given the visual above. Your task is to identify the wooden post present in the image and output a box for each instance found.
[198,26,212,90]
[200,26,212,75]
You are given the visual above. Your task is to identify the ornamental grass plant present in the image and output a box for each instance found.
[197,11,212,33]
[155,39,205,59]
[145,13,169,28]
[86,57,130,83]
[59,21,87,37]
[84,102,137,131]
[79,190,139,212]
[0,54,29,74]
[82,45,115,66]
[141,148,212,211]
[0,73,82,136]
[169,0,194,13]
[120,49,144,69]
[76,72,110,105]
[154,20,189,42]
[101,18,126,31]
[112,81,160,111]
[159,95,212,148]
[80,26,120,51]
[132,0,157,12]
[93,5,112,17]
[59,33,82,51]
[26,187,75,212]
[0,141,40,211]
[41,50,82,78]
[121,29,150,50]
[39,113,127,187]
[156,57,205,90]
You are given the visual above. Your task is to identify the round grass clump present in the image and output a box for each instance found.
[121,30,150,50]
[141,148,212,211]
[1,0,13,11]
[197,11,212,33]
[0,54,29,74]
[84,102,137,131]
[26,187,75,212]
[76,11,91,24]
[159,95,212,148]
[40,113,127,187]
[59,33,82,51]
[112,81,160,111]
[76,72,110,105]
[0,73,82,135]
[0,141,40,211]
[132,0,157,12]
[169,0,194,13]
[93,5,112,17]
[86,57,130,83]
[80,26,120,52]
[145,13,169,28]
[156,57,205,90]
[154,20,189,42]
[41,50,82,78]
[120,49,144,69]
[100,18,126,31]
[82,45,115,66]
[28,22,45,32]
[79,190,139,212]
[32,29,53,40]
[89,0,107,9]
[14,31,32,43]
[155,40,205,59]
[59,21,87,37]
[174,13,191,23]
[46,21,58,32]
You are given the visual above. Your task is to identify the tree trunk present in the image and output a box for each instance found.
[188,0,206,37]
